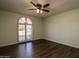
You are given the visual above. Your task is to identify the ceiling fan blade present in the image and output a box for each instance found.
[30,1,37,7]
[43,4,50,8]
[42,9,50,12]
[30,1,42,9]
[28,8,37,10]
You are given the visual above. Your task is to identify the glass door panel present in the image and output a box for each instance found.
[18,24,25,42]
[26,25,32,41]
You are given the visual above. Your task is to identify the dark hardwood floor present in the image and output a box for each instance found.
[0,39,79,58]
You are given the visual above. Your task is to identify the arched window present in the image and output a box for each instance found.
[18,17,32,42]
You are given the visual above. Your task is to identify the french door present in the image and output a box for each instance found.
[18,17,32,42]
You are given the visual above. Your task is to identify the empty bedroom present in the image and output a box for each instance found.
[0,0,79,58]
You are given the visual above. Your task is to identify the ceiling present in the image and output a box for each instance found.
[0,0,79,18]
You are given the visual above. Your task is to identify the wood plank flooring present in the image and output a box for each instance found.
[0,39,79,58]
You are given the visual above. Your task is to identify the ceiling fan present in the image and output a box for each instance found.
[28,1,50,13]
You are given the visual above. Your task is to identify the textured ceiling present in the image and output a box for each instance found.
[0,0,79,18]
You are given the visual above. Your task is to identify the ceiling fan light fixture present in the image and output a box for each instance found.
[37,9,40,13]
[40,10,43,13]
[30,1,50,13]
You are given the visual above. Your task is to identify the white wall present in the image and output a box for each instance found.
[1,8,79,48]
[44,8,79,48]
[0,10,43,47]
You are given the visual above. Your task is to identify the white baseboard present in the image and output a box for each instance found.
[45,39,79,49]
[0,42,18,47]
[0,39,42,47]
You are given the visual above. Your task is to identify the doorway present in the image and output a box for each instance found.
[18,17,32,42]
